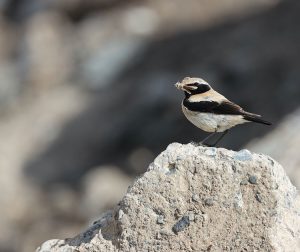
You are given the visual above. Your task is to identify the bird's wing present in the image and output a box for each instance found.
[183,97,272,125]
[216,101,271,125]
[212,100,248,115]
[183,99,251,116]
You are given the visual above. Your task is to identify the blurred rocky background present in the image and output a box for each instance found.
[0,0,299,251]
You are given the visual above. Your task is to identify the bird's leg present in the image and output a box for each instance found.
[210,130,229,147]
[200,132,217,146]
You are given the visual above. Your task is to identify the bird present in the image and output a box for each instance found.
[175,77,271,146]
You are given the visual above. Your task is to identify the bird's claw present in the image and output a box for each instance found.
[190,141,213,147]
[201,142,215,147]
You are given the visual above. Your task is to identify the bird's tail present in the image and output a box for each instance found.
[243,113,272,125]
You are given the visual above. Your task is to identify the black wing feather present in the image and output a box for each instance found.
[183,100,244,115]
[183,99,272,125]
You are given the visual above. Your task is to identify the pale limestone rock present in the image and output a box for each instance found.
[248,108,300,188]
[37,143,300,252]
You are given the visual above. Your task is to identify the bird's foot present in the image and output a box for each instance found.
[201,142,215,147]
[190,141,213,147]
[202,143,214,147]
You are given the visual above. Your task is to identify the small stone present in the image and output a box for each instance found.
[172,216,190,234]
[118,209,125,220]
[249,175,258,184]
[204,148,217,157]
[234,149,252,161]
[204,198,214,206]
[157,215,165,225]
[232,165,237,172]
[192,194,200,202]
[240,179,248,185]
[255,193,263,203]
[156,232,161,239]
[188,212,195,222]
[174,208,182,218]
[168,163,176,170]
[160,229,172,236]
[234,191,244,209]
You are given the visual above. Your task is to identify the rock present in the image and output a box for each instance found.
[172,215,190,234]
[2,1,300,251]
[248,108,300,188]
[204,198,214,206]
[37,143,300,252]
[156,215,165,225]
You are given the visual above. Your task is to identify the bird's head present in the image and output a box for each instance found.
[175,77,211,96]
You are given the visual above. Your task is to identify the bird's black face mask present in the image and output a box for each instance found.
[185,83,211,97]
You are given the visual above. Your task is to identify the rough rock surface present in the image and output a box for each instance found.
[248,108,300,188]
[37,143,300,252]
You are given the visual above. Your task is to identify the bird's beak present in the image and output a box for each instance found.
[175,82,192,94]
[175,82,182,90]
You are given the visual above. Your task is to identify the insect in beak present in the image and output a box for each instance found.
[175,82,196,94]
